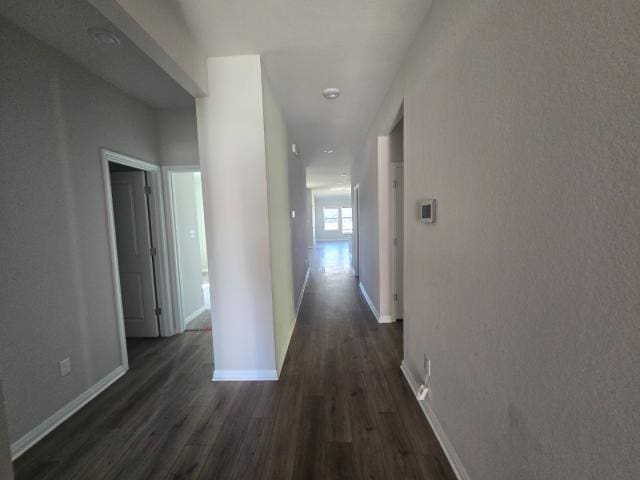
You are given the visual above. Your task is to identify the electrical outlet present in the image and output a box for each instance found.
[59,357,71,377]
[423,354,431,376]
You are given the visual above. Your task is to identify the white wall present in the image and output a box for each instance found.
[314,194,353,242]
[155,107,199,166]
[171,172,205,322]
[262,70,297,373]
[352,1,640,479]
[0,17,160,448]
[196,55,278,379]
[193,172,208,272]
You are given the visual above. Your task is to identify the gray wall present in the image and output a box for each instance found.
[0,382,13,479]
[352,1,640,479]
[155,107,199,166]
[314,194,353,242]
[0,17,161,445]
[288,146,309,304]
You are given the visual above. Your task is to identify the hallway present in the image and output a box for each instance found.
[13,242,454,480]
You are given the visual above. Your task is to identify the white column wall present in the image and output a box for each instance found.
[195,55,277,380]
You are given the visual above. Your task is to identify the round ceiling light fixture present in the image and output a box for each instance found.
[323,149,335,154]
[88,27,121,46]
[322,87,341,100]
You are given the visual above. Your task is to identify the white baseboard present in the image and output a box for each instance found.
[400,361,470,480]
[212,369,279,381]
[358,281,379,320]
[295,267,311,320]
[183,305,208,327]
[358,282,394,324]
[10,365,127,460]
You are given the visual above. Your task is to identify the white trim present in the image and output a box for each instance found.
[183,305,208,328]
[359,281,395,324]
[162,165,207,335]
[212,369,279,381]
[101,149,174,344]
[400,361,470,480]
[10,366,126,460]
[295,267,311,320]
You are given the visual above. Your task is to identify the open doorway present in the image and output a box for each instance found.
[164,167,211,333]
[101,149,174,368]
[390,119,404,321]
[353,184,360,277]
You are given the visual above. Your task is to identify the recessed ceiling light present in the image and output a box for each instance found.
[323,149,335,154]
[88,27,121,46]
[322,87,341,99]
[340,173,348,177]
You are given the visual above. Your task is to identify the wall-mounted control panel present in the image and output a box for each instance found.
[419,199,436,223]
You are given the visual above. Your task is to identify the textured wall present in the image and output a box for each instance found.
[0,17,160,444]
[354,1,640,478]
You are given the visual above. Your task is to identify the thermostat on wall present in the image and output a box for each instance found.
[419,199,436,223]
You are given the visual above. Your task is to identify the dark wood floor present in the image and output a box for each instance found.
[14,242,455,480]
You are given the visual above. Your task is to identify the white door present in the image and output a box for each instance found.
[392,165,404,320]
[111,171,160,337]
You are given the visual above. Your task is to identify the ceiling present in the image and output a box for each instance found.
[0,0,194,109]
[160,0,431,189]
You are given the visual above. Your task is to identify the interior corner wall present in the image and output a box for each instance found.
[155,107,199,166]
[195,55,277,378]
[353,1,640,479]
[0,17,160,447]
[261,69,297,373]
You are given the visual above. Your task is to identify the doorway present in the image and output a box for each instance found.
[101,149,173,368]
[390,119,404,321]
[353,184,360,277]
[164,167,211,333]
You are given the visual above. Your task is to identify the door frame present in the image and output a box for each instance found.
[352,184,360,277]
[101,149,174,369]
[390,163,404,320]
[162,165,208,334]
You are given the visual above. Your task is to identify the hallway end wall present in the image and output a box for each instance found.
[352,1,640,479]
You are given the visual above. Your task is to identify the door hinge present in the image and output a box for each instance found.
[144,186,151,195]
[394,293,398,301]
[155,307,162,316]
[150,247,157,256]
[392,180,397,189]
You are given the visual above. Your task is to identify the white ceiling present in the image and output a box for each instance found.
[0,0,194,109]
[161,0,431,189]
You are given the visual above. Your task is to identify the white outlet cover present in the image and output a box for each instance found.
[59,358,71,377]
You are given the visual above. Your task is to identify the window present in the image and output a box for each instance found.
[323,207,339,231]
[341,207,353,234]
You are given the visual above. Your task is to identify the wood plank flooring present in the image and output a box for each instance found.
[14,242,455,480]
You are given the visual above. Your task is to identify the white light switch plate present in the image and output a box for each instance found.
[59,357,71,377]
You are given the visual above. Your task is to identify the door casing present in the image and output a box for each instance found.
[101,149,174,370]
